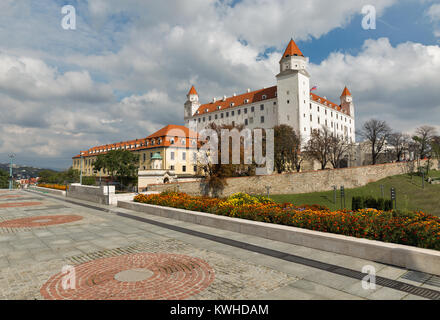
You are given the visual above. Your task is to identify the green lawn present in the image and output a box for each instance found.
[269,170,440,216]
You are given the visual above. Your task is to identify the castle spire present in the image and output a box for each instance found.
[282,39,304,58]
[341,86,352,97]
[188,85,198,96]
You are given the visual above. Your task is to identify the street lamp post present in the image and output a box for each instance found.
[8,154,15,190]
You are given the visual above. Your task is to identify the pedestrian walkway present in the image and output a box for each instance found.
[0,189,439,300]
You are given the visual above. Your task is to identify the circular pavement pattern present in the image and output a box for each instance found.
[0,215,83,228]
[0,202,43,208]
[40,253,216,300]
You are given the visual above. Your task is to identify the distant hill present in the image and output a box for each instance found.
[0,163,57,179]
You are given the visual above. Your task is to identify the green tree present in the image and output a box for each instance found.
[274,125,302,173]
[93,150,139,187]
[0,169,9,189]
[62,167,80,184]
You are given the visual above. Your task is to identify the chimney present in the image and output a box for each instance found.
[233,93,236,97]
[223,95,226,101]
[247,88,251,93]
[213,97,216,103]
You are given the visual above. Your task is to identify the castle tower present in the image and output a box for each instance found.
[340,86,354,117]
[184,85,200,127]
[276,39,310,139]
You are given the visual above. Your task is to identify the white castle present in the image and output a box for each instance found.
[184,39,355,144]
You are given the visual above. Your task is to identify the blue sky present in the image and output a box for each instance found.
[0,0,439,170]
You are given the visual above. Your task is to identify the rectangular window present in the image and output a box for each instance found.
[170,165,175,170]
[238,110,241,115]
[251,106,255,112]
[221,113,224,118]
[226,112,229,117]
[193,165,197,172]
[245,119,248,125]
[170,152,175,160]
[182,165,186,172]
[261,116,265,123]
[182,152,186,161]
[203,117,205,122]
[260,104,264,111]
[244,108,248,114]
[143,153,146,161]
[198,118,201,123]
[209,116,211,121]
[215,114,218,119]
[231,111,234,116]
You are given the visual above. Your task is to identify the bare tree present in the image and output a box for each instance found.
[304,128,332,170]
[359,119,392,165]
[328,135,352,169]
[388,132,411,162]
[413,126,438,159]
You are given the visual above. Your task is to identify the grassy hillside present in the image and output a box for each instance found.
[269,170,440,216]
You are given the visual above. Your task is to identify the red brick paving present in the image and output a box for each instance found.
[0,195,24,199]
[0,215,83,228]
[0,202,43,208]
[40,253,215,300]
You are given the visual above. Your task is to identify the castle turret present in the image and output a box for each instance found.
[184,85,200,125]
[340,86,354,117]
[276,39,310,139]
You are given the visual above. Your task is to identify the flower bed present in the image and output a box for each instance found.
[134,192,440,251]
[37,183,68,191]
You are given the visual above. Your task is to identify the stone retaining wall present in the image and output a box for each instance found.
[148,159,438,197]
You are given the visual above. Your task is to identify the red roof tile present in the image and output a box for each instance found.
[282,39,304,58]
[188,85,198,95]
[195,86,277,115]
[341,86,352,97]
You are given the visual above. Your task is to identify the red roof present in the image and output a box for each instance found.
[195,86,277,115]
[147,124,197,139]
[341,86,351,97]
[282,39,304,59]
[73,125,198,159]
[188,85,198,95]
[310,92,342,112]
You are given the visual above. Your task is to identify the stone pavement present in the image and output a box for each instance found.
[0,189,439,300]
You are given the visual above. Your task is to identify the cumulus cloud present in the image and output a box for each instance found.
[308,38,440,134]
[0,0,436,169]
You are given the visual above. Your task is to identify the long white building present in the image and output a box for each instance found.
[184,39,355,144]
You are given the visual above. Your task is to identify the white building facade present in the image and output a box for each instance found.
[184,39,356,144]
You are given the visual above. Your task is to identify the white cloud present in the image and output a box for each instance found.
[0,0,436,169]
[427,3,440,37]
[308,38,440,134]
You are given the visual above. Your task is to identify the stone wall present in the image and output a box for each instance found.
[147,159,438,197]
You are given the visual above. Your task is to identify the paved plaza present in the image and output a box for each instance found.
[0,189,439,300]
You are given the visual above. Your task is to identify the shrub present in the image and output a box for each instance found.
[352,196,393,211]
[134,192,440,250]
[38,183,68,191]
